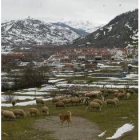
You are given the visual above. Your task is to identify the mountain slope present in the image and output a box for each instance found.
[1,18,82,47]
[73,9,138,48]
[52,22,89,36]
[63,20,102,33]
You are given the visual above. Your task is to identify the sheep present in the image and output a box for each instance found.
[100,89,110,97]
[36,98,45,105]
[1,110,7,118]
[88,101,101,111]
[29,108,39,116]
[105,98,119,106]
[92,99,103,106]
[41,106,49,115]
[85,92,99,98]
[12,109,26,118]
[71,98,81,106]
[11,99,19,106]
[61,98,72,106]
[2,110,16,120]
[126,92,131,99]
[114,91,119,97]
[52,96,64,103]
[52,98,60,103]
[55,101,65,108]
[116,92,126,99]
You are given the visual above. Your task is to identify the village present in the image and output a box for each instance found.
[1,46,138,105]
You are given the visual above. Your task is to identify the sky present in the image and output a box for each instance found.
[1,0,138,25]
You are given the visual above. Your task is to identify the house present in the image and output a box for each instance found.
[2,52,25,65]
[50,47,112,62]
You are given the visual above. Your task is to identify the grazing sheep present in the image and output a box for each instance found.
[42,106,49,115]
[114,91,119,97]
[52,96,64,103]
[12,109,26,118]
[88,101,101,111]
[36,98,45,105]
[85,92,99,98]
[1,110,7,118]
[71,98,81,106]
[92,99,103,106]
[52,98,60,103]
[100,89,110,97]
[117,92,126,99]
[126,92,131,99]
[11,99,19,106]
[55,101,65,108]
[105,98,119,106]
[61,98,72,106]
[2,110,16,120]
[29,108,39,116]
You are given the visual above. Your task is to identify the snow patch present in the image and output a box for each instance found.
[98,131,107,137]
[106,124,134,139]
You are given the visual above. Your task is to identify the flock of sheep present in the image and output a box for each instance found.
[2,98,49,120]
[2,88,132,120]
[52,88,131,112]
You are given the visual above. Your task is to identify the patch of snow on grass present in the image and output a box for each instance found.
[1,98,52,107]
[98,131,106,137]
[48,79,64,83]
[106,124,134,139]
[1,95,43,102]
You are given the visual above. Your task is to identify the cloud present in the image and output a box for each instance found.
[2,0,138,24]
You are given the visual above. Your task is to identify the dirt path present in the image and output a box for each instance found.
[33,116,101,140]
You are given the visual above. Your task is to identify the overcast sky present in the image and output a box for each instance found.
[2,0,138,25]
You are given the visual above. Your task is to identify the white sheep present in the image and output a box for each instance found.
[71,98,81,106]
[55,101,65,108]
[29,108,39,116]
[117,92,126,99]
[105,98,119,106]
[12,109,26,118]
[88,101,101,111]
[92,99,103,106]
[2,110,16,120]
[52,96,64,103]
[126,92,131,99]
[61,98,72,106]
[41,106,49,115]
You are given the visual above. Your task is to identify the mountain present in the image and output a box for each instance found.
[52,22,89,36]
[35,18,101,33]
[72,9,138,48]
[63,20,102,33]
[1,18,82,47]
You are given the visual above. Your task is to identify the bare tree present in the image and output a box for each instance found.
[4,94,15,102]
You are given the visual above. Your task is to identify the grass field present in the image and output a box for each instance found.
[2,94,138,140]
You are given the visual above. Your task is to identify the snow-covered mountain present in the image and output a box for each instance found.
[1,18,82,47]
[61,20,102,33]
[73,9,138,48]
[31,18,102,33]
